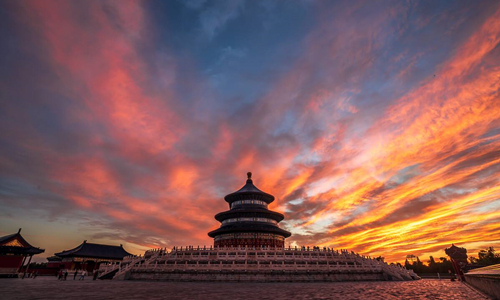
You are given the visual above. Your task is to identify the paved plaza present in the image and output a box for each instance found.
[0,277,490,300]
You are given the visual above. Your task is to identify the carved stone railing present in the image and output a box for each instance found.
[117,245,417,281]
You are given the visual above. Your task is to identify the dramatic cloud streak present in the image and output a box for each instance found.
[0,0,499,262]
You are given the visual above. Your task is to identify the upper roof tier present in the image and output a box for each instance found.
[224,172,275,204]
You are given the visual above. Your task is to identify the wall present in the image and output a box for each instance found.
[0,255,23,274]
[0,255,23,268]
[465,275,500,300]
[128,270,385,282]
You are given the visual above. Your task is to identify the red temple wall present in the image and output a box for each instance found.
[19,267,59,276]
[30,268,58,275]
[47,261,61,268]
[56,261,73,270]
[0,255,24,268]
[49,260,102,272]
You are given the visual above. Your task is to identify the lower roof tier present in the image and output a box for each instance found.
[0,246,44,255]
[208,222,292,238]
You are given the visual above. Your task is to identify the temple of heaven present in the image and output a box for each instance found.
[97,172,419,282]
[208,172,291,248]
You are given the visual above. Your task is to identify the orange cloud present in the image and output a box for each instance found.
[4,0,498,263]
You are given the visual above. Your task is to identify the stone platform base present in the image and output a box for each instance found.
[128,270,386,282]
[464,264,500,299]
[0,273,19,278]
[465,275,500,300]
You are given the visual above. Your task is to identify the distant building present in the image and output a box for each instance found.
[0,229,44,278]
[51,240,132,272]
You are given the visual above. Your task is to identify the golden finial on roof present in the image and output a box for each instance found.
[247,172,252,180]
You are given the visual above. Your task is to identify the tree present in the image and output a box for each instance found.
[415,257,424,268]
[28,262,47,268]
[428,256,437,272]
[408,256,425,273]
[474,247,500,266]
[403,255,456,274]
[404,259,411,269]
[437,257,453,273]
[469,256,478,264]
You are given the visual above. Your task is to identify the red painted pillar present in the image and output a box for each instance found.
[450,259,461,281]
[18,255,27,273]
[22,255,32,279]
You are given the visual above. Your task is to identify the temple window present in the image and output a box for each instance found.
[222,217,278,225]
[231,200,268,208]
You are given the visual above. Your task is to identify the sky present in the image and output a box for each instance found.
[0,0,499,263]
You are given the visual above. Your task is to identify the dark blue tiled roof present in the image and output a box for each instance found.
[0,230,45,255]
[55,241,132,259]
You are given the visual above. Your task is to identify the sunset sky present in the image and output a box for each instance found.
[1,0,499,263]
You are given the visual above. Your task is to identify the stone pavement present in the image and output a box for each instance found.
[0,277,490,300]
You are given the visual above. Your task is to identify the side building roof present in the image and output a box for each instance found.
[0,229,45,255]
[55,240,132,260]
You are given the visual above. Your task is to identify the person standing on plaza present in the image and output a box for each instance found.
[92,269,98,280]
[73,269,78,280]
[63,269,68,280]
[57,269,62,280]
[79,269,86,280]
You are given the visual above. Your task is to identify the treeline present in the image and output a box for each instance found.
[404,247,500,274]
[27,262,48,268]
[404,256,454,274]
[468,247,500,266]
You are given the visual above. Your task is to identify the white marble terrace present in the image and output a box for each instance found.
[99,246,419,281]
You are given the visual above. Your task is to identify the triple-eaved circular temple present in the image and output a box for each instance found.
[97,173,419,282]
[208,172,291,248]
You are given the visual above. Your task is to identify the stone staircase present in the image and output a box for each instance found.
[98,255,144,280]
[112,250,163,280]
